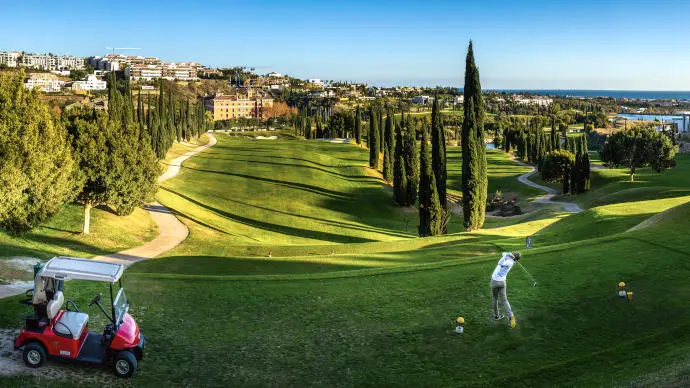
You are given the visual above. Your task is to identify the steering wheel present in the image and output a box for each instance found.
[89,293,103,306]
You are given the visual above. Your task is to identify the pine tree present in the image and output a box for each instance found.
[67,112,158,232]
[369,107,379,169]
[431,95,447,212]
[461,41,487,231]
[404,119,419,205]
[0,71,76,233]
[418,127,442,236]
[393,118,408,206]
[355,106,362,145]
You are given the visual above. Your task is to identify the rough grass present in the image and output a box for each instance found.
[0,204,157,263]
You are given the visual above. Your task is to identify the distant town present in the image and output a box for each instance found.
[2,49,690,126]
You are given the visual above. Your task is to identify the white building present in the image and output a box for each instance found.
[412,95,432,104]
[71,74,107,91]
[125,62,198,81]
[0,51,20,67]
[307,78,325,87]
[267,72,282,78]
[454,95,464,104]
[20,53,84,71]
[24,73,65,93]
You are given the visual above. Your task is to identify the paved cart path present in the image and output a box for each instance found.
[512,158,584,213]
[0,134,217,299]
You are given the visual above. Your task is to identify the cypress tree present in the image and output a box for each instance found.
[393,118,408,206]
[123,78,134,125]
[461,41,487,231]
[369,107,379,169]
[137,90,144,134]
[355,106,362,145]
[404,119,419,205]
[186,100,194,141]
[158,80,166,153]
[551,117,558,150]
[382,112,394,182]
[379,110,385,154]
[166,91,175,149]
[418,126,442,236]
[581,135,591,191]
[431,95,447,212]
[172,94,181,143]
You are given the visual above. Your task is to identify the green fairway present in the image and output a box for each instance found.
[2,134,690,386]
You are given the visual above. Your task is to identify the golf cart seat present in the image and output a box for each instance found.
[55,311,89,339]
[47,291,88,339]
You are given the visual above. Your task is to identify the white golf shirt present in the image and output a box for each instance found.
[491,253,515,282]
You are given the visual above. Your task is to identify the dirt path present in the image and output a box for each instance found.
[0,134,217,298]
[512,158,583,213]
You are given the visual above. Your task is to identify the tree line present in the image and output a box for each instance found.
[0,70,209,235]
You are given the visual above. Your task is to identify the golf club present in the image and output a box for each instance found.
[516,261,537,286]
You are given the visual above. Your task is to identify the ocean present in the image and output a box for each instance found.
[484,90,690,100]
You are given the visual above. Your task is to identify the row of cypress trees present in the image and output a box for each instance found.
[107,73,208,160]
[418,97,447,236]
[362,98,447,236]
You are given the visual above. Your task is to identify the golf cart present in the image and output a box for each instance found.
[14,256,145,378]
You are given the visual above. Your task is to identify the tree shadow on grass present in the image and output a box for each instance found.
[0,234,114,260]
[129,255,374,276]
[178,166,355,200]
[196,150,365,171]
[196,190,411,239]
[160,187,376,244]
[198,156,378,183]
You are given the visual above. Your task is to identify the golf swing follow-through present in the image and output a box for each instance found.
[489,251,536,328]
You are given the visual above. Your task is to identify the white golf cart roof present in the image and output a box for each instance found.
[40,256,124,283]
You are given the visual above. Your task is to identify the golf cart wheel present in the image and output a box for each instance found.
[113,351,137,378]
[22,342,47,368]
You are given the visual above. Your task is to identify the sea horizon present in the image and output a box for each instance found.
[483,89,690,100]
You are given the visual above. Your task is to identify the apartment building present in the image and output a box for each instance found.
[20,53,84,71]
[0,51,20,67]
[125,64,163,81]
[204,94,274,120]
[24,73,65,93]
[124,63,199,81]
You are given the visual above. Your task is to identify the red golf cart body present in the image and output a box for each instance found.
[14,257,145,377]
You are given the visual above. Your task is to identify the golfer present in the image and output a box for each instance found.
[490,252,520,328]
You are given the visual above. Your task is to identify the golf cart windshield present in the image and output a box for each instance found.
[113,288,129,325]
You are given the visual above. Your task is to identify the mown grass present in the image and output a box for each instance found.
[2,204,689,386]
[3,134,690,386]
[159,134,210,168]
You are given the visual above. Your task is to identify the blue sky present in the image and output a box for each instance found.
[1,0,689,89]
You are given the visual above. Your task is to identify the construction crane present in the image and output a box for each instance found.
[105,47,142,55]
